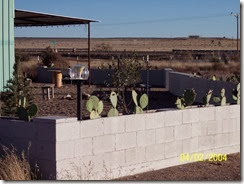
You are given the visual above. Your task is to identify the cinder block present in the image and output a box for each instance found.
[183,108,199,124]
[93,135,115,154]
[229,131,240,146]
[175,124,192,140]
[215,106,230,120]
[229,105,240,118]
[56,155,103,180]
[103,150,126,169]
[145,143,165,161]
[125,114,145,132]
[236,118,240,131]
[116,132,136,150]
[215,133,230,148]
[56,122,80,141]
[192,123,206,137]
[165,110,182,127]
[80,119,103,138]
[199,107,215,121]
[0,120,35,139]
[137,129,155,147]
[205,120,222,135]
[74,138,93,157]
[125,147,146,165]
[156,127,174,143]
[56,141,75,160]
[165,141,182,159]
[103,116,125,135]
[182,137,198,153]
[222,119,236,133]
[35,141,56,160]
[198,135,214,151]
[145,112,165,129]
[36,122,55,142]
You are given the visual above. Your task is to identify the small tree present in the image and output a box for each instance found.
[111,57,142,114]
[1,60,34,117]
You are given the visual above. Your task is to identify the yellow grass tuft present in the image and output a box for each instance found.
[0,145,32,181]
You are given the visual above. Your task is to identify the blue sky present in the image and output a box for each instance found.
[15,0,240,38]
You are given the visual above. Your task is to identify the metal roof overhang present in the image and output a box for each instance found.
[15,9,99,27]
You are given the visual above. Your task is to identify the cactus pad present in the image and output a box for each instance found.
[183,89,196,106]
[132,90,138,106]
[110,92,118,108]
[108,108,119,117]
[140,94,149,109]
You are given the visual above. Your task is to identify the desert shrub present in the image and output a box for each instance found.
[0,145,32,180]
[182,51,193,61]
[41,47,68,68]
[21,65,38,81]
[210,56,221,63]
[94,43,112,52]
[229,53,240,62]
[15,52,30,62]
[212,62,227,71]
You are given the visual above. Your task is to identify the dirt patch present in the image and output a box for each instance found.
[32,83,178,118]
[117,153,240,181]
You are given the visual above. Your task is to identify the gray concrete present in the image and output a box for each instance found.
[0,105,240,180]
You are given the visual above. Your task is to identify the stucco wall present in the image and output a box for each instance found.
[0,105,240,180]
[167,71,237,104]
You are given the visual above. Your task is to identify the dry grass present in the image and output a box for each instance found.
[0,145,33,181]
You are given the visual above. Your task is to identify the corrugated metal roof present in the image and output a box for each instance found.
[15,9,99,27]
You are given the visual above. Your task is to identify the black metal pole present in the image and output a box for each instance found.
[88,23,91,86]
[77,81,83,121]
[237,15,239,52]
[146,55,149,111]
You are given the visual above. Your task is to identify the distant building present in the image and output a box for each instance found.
[189,35,200,39]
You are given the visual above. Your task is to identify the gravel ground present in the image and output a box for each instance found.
[116,153,240,181]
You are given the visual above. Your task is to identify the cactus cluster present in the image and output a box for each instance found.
[175,89,196,110]
[232,83,240,105]
[132,90,149,114]
[202,90,213,106]
[86,96,103,119]
[213,88,226,106]
[108,91,119,117]
[17,96,38,122]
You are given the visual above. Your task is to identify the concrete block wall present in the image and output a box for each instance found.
[0,105,240,180]
[167,71,237,103]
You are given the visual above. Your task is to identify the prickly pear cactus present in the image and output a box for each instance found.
[110,92,118,108]
[17,99,38,122]
[132,90,138,106]
[18,96,27,108]
[132,90,149,114]
[183,89,196,106]
[202,90,213,106]
[27,104,38,117]
[213,88,227,106]
[232,83,240,105]
[86,96,103,119]
[175,98,185,110]
[140,94,149,109]
[108,108,119,117]
[108,91,119,117]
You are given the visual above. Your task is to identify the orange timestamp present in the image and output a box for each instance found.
[179,153,227,162]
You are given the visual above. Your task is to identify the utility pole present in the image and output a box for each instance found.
[231,12,240,52]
